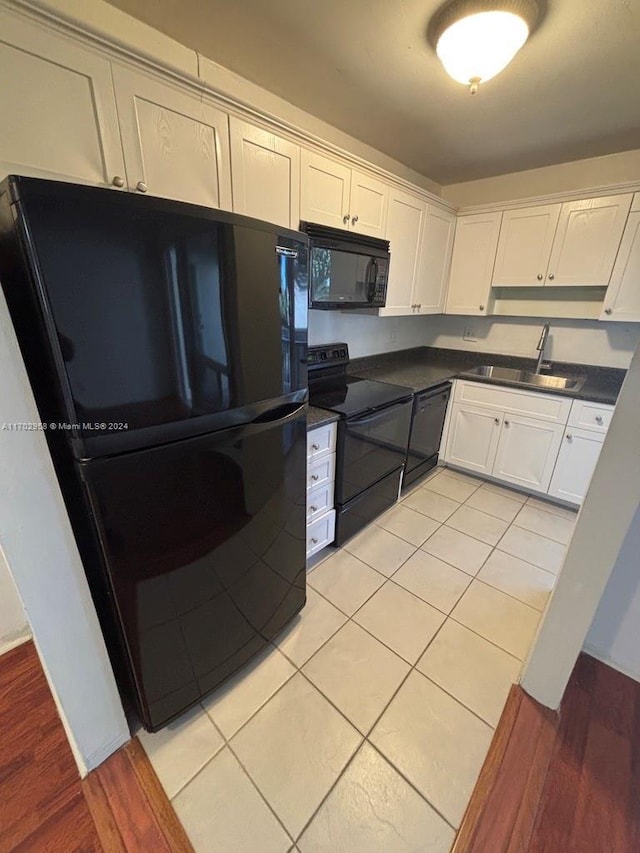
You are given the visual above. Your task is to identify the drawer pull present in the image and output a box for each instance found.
[311,474,319,481]
[311,443,320,451]
[595,415,603,424]
[309,505,318,513]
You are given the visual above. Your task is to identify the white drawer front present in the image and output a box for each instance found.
[568,399,614,433]
[307,482,334,523]
[306,510,336,557]
[307,453,336,491]
[307,422,337,461]
[454,380,572,424]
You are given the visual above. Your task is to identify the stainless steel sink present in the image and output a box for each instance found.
[465,365,586,392]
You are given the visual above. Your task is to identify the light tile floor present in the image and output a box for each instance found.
[139,466,578,852]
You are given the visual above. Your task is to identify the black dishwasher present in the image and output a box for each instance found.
[403,383,451,489]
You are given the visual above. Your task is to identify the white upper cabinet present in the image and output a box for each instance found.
[300,150,389,237]
[348,170,389,237]
[546,194,632,286]
[112,64,232,209]
[445,212,502,315]
[600,199,640,321]
[300,150,351,229]
[0,8,125,187]
[415,206,456,313]
[229,118,300,228]
[381,189,425,315]
[492,204,561,287]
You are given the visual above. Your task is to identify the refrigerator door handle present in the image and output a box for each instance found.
[251,402,306,426]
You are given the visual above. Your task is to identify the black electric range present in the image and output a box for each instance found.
[308,343,413,544]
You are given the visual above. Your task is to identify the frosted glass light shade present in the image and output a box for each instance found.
[436,10,530,86]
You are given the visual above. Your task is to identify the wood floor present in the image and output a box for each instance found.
[455,653,640,853]
[0,641,193,853]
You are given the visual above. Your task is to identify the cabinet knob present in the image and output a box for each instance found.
[417,303,422,309]
[566,433,573,441]
[111,176,125,188]
[595,415,603,424]
[494,417,500,425]
[136,181,148,193]
[504,420,510,427]
[311,474,319,481]
[311,443,320,450]
[479,305,485,311]
[548,273,555,280]
[309,505,318,513]
[537,273,543,281]
[343,214,350,225]
[310,537,318,545]
[351,215,359,225]
[604,308,613,315]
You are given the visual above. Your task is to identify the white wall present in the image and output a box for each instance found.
[0,291,129,774]
[308,310,433,358]
[0,546,29,652]
[421,315,640,369]
[521,342,640,709]
[442,149,640,208]
[584,504,640,681]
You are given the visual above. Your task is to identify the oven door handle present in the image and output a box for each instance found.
[348,399,412,426]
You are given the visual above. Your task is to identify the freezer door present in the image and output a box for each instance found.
[12,178,308,454]
[80,406,306,731]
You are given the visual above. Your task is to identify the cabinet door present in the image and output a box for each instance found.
[415,206,456,313]
[492,415,565,493]
[0,7,125,187]
[381,189,425,315]
[112,64,232,209]
[230,118,300,228]
[546,194,633,287]
[300,149,351,229]
[444,403,502,475]
[445,212,502,315]
[548,427,604,505]
[349,170,389,237]
[492,204,561,287]
[600,210,640,321]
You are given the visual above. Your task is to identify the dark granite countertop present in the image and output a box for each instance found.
[349,347,625,405]
[307,405,340,429]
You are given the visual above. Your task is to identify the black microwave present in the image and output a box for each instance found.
[301,221,390,310]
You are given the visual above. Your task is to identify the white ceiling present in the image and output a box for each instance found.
[107,0,640,185]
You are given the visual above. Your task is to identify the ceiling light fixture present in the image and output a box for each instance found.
[428,0,539,94]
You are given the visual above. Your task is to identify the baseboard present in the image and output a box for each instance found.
[582,644,640,684]
[0,629,32,657]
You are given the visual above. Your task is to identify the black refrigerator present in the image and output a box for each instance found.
[0,176,309,731]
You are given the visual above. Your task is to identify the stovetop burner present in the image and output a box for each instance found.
[308,343,413,417]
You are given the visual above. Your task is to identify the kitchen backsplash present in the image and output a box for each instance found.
[308,310,640,368]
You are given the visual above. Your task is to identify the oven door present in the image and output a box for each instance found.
[337,398,413,504]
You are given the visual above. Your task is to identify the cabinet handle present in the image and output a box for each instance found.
[566,433,573,441]
[494,417,500,425]
[111,176,125,188]
[343,214,350,225]
[479,305,485,311]
[595,415,603,424]
[548,273,555,280]
[504,420,510,427]
[417,303,422,309]
[311,474,319,481]
[604,308,613,315]
[311,443,320,450]
[136,181,148,193]
[537,273,543,281]
[309,505,318,513]
[351,215,359,225]
[310,537,318,545]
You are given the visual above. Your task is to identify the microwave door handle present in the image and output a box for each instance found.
[366,258,378,302]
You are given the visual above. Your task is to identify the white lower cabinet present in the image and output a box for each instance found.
[306,421,337,558]
[444,382,614,505]
[548,427,605,505]
[492,414,565,493]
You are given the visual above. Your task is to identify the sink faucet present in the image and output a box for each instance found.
[535,323,550,373]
